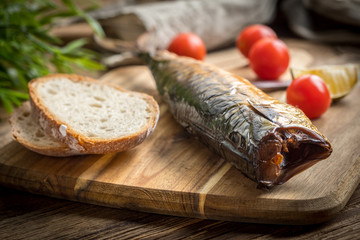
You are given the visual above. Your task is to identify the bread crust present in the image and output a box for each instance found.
[28,74,160,154]
[9,101,83,157]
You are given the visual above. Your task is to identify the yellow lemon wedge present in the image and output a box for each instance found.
[291,64,359,100]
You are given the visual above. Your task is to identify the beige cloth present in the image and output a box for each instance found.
[90,0,277,51]
[66,0,360,51]
[282,0,360,43]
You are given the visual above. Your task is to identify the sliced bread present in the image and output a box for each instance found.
[10,101,82,157]
[28,74,160,154]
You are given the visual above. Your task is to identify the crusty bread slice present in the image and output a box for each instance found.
[10,101,82,157]
[28,74,159,154]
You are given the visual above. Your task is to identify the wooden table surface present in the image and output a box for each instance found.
[1,39,360,239]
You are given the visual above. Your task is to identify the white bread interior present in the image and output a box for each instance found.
[28,74,159,154]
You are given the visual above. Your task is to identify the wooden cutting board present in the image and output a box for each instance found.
[0,44,359,225]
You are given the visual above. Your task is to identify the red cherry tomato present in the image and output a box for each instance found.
[236,24,277,58]
[248,38,290,80]
[286,74,331,119]
[167,33,206,60]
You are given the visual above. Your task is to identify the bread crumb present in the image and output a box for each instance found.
[59,124,67,137]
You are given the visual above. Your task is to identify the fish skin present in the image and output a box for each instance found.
[140,50,332,188]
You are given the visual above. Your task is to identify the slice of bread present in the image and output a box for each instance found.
[10,101,82,157]
[28,74,160,154]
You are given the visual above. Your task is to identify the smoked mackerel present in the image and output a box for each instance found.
[140,50,332,188]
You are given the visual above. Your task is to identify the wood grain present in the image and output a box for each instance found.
[0,76,358,224]
[0,42,359,239]
[0,40,359,226]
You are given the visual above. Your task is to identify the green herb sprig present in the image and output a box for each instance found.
[0,0,105,113]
